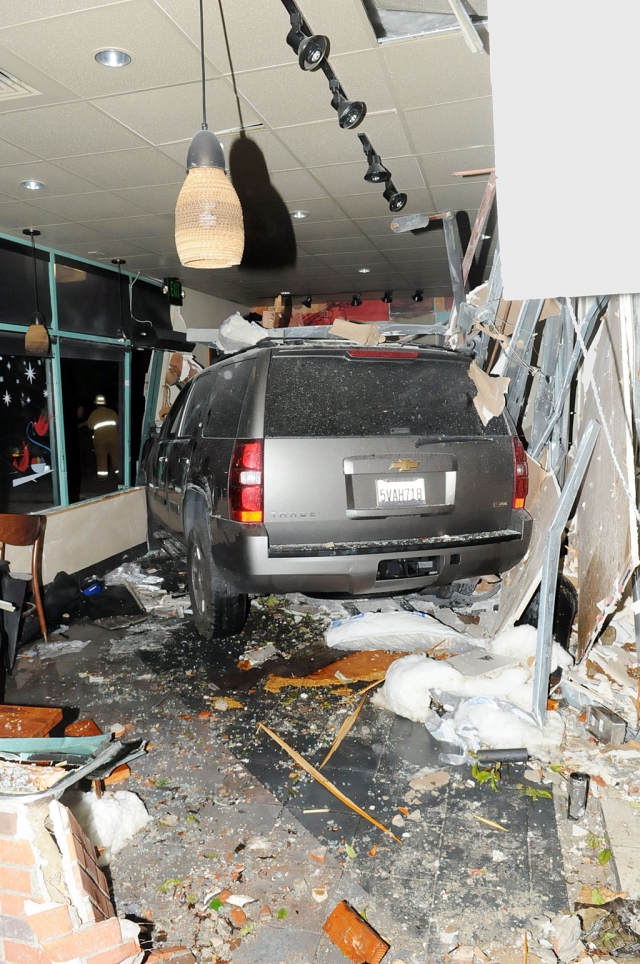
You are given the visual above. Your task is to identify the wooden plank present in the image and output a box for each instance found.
[577,299,639,655]
[489,466,560,636]
[462,171,497,284]
[0,704,62,738]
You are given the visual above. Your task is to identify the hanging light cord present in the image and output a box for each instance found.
[199,0,207,130]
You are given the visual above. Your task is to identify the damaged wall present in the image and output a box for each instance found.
[576,296,639,654]
[5,487,147,585]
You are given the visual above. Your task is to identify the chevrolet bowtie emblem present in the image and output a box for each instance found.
[390,458,420,472]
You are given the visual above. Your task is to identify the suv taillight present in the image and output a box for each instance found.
[512,437,528,510]
[229,439,263,523]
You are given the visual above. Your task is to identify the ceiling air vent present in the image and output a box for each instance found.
[361,0,486,43]
[0,68,41,102]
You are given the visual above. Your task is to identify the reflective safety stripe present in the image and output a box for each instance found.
[97,471,109,476]
[93,420,117,430]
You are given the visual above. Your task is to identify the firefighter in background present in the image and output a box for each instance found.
[87,394,119,478]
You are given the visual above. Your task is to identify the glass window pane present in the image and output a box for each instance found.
[0,237,51,328]
[55,258,122,338]
[202,360,253,438]
[0,345,58,513]
[182,371,215,436]
[264,353,508,438]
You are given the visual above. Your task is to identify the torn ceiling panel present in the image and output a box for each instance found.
[362,0,487,42]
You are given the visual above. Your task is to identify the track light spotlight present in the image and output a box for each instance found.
[351,294,362,307]
[329,78,366,130]
[382,291,393,304]
[383,180,407,213]
[364,153,389,183]
[412,288,424,302]
[302,295,312,308]
[286,11,329,71]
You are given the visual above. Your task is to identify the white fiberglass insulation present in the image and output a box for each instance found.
[64,789,150,866]
[326,610,474,652]
[372,625,571,757]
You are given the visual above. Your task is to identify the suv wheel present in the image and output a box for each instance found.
[187,521,249,639]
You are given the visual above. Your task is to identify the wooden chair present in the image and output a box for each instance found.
[0,513,48,642]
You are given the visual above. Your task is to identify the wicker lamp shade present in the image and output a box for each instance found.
[175,166,244,269]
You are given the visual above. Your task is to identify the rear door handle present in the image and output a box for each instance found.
[158,456,167,462]
[179,457,190,464]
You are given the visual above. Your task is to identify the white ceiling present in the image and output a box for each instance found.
[0,0,495,306]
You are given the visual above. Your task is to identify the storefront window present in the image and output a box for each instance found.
[0,347,58,514]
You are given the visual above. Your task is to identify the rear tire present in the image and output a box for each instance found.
[187,520,249,639]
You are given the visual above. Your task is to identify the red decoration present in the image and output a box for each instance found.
[33,413,51,436]
[12,442,30,472]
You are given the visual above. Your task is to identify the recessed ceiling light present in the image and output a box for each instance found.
[358,267,371,274]
[95,48,131,67]
[290,210,309,219]
[21,179,45,191]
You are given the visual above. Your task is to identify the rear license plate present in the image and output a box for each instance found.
[376,476,426,508]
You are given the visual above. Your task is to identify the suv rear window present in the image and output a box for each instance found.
[202,358,254,438]
[264,353,508,438]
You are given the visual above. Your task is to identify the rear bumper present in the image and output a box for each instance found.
[214,511,532,596]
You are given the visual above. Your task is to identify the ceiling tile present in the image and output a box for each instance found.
[53,147,185,190]
[0,102,147,158]
[420,146,495,185]
[350,215,401,237]
[33,222,113,246]
[0,139,41,167]
[382,245,448,264]
[431,178,491,211]
[268,168,327,202]
[0,1,123,29]
[0,203,71,230]
[383,31,491,110]
[220,130,301,174]
[155,0,375,75]
[0,0,208,99]
[0,161,101,199]
[311,154,425,197]
[298,236,376,255]
[83,213,175,238]
[293,218,362,242]
[36,190,148,221]
[62,238,154,258]
[370,230,446,251]
[96,252,177,272]
[95,78,258,145]
[404,97,494,154]
[234,64,335,129]
[113,182,182,215]
[286,197,346,221]
[338,186,434,220]
[317,249,390,267]
[126,233,177,255]
[276,111,412,167]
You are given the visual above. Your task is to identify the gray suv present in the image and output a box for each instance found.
[143,342,531,638]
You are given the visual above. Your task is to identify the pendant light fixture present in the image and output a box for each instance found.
[23,229,50,355]
[174,0,244,269]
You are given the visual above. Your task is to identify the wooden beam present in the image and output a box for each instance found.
[462,171,497,284]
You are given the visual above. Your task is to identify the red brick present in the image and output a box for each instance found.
[0,866,37,895]
[44,917,122,962]
[0,893,42,917]
[0,915,37,944]
[87,938,140,964]
[0,838,36,866]
[71,863,113,920]
[4,940,51,964]
[27,904,74,944]
[0,809,17,837]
